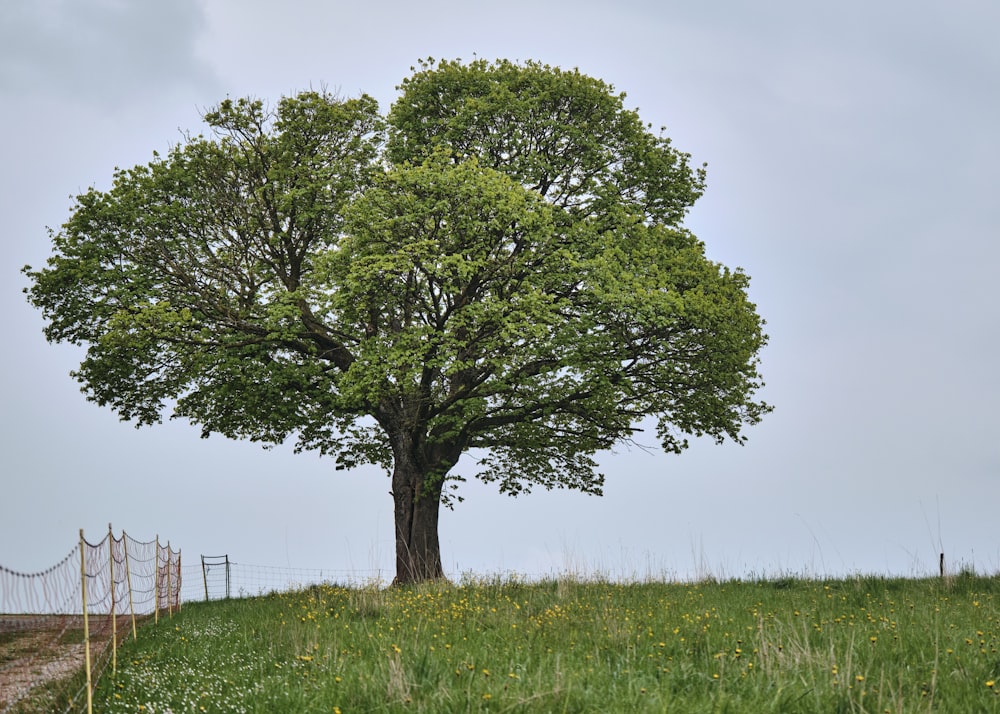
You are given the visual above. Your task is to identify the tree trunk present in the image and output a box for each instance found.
[390,446,445,585]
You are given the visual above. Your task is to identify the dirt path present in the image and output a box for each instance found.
[0,616,112,712]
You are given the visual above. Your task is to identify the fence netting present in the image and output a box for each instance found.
[183,559,385,602]
[0,529,180,714]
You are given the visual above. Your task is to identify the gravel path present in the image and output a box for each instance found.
[0,616,112,712]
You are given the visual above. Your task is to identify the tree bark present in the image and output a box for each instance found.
[389,438,446,585]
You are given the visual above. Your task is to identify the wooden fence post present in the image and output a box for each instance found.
[166,542,173,618]
[177,550,182,612]
[154,535,160,625]
[108,523,117,675]
[122,531,138,640]
[80,529,93,714]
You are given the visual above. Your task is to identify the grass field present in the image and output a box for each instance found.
[89,573,1000,713]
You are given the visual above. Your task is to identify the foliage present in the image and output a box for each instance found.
[24,58,771,581]
[89,576,1000,713]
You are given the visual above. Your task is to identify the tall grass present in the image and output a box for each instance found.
[91,573,1000,713]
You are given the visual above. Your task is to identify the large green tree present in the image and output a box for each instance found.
[25,59,770,584]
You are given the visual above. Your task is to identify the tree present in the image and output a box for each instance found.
[24,59,771,584]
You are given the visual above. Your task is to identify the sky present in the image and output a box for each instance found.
[2,0,998,590]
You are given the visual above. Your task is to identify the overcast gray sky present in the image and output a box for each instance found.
[2,0,998,585]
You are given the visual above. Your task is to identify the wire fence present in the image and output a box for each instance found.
[4,535,387,713]
[183,558,385,602]
[0,527,180,714]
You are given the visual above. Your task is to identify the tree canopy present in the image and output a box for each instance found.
[24,58,771,583]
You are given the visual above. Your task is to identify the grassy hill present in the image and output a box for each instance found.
[90,573,1000,712]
